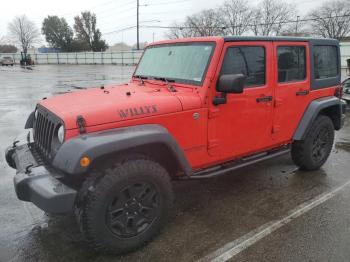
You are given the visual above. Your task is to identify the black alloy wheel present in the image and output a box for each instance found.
[75,159,174,254]
[311,126,331,163]
[106,182,159,238]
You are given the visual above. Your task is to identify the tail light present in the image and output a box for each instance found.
[335,86,343,98]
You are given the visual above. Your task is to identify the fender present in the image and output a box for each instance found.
[24,111,35,129]
[52,124,193,176]
[293,96,343,140]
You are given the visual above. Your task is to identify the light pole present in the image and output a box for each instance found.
[137,0,140,50]
[136,19,161,48]
[295,15,300,35]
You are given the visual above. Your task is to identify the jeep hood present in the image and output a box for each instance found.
[39,82,185,130]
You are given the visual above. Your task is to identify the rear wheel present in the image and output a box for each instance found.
[291,115,334,170]
[75,159,174,254]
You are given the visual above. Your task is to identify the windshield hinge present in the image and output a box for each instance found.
[138,76,145,85]
[167,84,177,92]
[165,79,177,92]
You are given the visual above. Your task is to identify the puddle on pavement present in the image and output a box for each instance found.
[335,141,350,152]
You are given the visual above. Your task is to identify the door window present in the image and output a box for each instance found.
[220,46,265,87]
[277,46,306,83]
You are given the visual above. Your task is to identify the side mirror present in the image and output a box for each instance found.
[216,74,246,94]
[213,74,246,105]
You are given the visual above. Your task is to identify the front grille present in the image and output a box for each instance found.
[33,105,62,159]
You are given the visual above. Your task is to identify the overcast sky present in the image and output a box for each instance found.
[0,0,327,47]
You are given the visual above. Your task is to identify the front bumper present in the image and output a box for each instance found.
[5,133,77,214]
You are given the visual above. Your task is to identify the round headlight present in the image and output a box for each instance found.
[57,125,65,143]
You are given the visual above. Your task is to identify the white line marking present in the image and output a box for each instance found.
[199,179,350,262]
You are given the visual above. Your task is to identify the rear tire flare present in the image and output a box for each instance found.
[291,115,334,170]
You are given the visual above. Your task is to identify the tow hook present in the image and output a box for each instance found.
[25,164,34,174]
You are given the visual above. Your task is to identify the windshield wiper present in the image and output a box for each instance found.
[134,76,177,92]
[153,77,177,92]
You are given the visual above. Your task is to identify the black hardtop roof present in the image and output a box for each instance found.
[223,36,339,45]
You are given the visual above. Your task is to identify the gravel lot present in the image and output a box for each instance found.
[1,65,350,262]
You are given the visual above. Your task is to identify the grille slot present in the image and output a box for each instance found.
[33,107,60,159]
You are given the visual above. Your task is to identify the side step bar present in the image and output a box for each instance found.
[187,146,290,179]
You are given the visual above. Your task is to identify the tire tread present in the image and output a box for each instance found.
[75,159,173,254]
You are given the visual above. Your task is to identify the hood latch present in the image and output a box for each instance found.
[76,115,86,134]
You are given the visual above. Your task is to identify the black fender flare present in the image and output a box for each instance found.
[52,124,193,176]
[25,111,35,129]
[293,96,344,140]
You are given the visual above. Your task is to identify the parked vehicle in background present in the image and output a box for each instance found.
[342,59,350,106]
[1,56,14,66]
[5,36,347,254]
[342,78,350,105]
[20,52,34,66]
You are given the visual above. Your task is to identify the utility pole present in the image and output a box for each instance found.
[295,15,300,35]
[137,0,140,50]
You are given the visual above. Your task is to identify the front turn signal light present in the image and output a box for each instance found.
[80,156,90,167]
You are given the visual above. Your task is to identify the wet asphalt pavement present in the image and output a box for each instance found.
[1,65,350,262]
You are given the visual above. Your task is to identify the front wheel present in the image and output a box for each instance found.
[75,159,174,254]
[291,115,334,170]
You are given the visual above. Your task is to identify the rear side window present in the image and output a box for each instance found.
[220,46,265,87]
[277,46,306,83]
[314,45,338,79]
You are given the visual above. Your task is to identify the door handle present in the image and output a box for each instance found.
[256,96,273,103]
[296,90,309,96]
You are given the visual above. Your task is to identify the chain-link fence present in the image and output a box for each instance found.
[1,46,350,76]
[0,51,143,65]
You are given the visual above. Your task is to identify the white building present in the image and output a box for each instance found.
[340,37,350,79]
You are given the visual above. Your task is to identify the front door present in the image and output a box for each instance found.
[207,41,274,164]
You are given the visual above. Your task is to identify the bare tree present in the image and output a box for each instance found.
[0,44,18,53]
[166,22,198,39]
[166,9,224,39]
[250,0,296,36]
[308,0,350,40]
[8,15,40,54]
[187,9,225,36]
[278,17,312,37]
[219,0,252,35]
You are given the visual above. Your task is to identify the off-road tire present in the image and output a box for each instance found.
[291,115,334,170]
[75,159,174,254]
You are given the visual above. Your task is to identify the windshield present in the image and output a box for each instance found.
[134,43,215,85]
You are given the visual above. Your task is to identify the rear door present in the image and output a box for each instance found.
[272,41,310,143]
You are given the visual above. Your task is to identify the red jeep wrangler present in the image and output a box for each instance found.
[5,36,346,254]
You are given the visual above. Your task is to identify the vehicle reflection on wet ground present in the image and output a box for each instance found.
[0,65,349,262]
